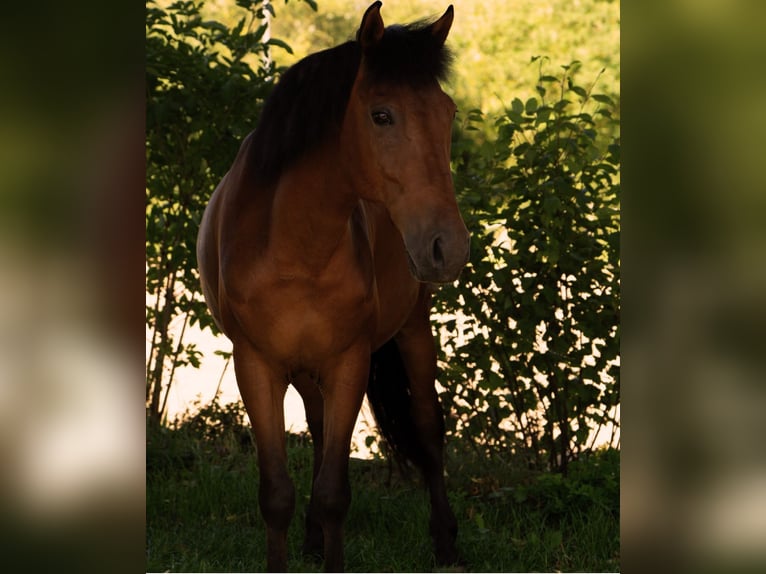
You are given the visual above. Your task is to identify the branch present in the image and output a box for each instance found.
[160,310,190,425]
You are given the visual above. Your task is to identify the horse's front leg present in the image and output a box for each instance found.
[233,343,295,572]
[395,290,459,566]
[292,373,325,559]
[311,344,370,573]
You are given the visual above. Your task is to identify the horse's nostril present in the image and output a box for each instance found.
[432,235,445,268]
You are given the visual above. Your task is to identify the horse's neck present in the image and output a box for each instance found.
[268,151,360,275]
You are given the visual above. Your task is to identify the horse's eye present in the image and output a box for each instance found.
[371,110,394,126]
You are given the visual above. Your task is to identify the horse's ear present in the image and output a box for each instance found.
[430,5,454,46]
[357,1,385,50]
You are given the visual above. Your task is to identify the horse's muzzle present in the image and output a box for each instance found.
[405,225,470,284]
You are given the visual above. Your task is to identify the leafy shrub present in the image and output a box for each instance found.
[436,59,620,472]
[145,0,312,423]
[517,448,619,517]
[146,396,254,477]
[172,394,252,443]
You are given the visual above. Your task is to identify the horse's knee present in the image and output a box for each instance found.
[411,400,447,469]
[312,473,351,525]
[259,473,296,530]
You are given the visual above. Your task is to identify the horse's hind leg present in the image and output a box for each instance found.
[233,343,295,572]
[292,374,325,559]
[395,290,459,565]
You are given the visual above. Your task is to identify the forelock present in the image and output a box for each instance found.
[361,21,453,86]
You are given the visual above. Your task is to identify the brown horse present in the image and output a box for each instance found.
[196,2,469,571]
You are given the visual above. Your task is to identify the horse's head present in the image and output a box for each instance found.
[342,2,469,284]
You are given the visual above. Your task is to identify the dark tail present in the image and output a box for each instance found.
[367,339,435,471]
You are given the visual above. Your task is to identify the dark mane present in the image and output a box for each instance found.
[362,20,453,86]
[247,19,453,184]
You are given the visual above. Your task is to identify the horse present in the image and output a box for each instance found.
[196,2,469,571]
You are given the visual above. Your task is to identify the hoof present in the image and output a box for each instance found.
[435,548,466,572]
[301,544,324,563]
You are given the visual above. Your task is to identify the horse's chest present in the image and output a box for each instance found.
[231,261,374,366]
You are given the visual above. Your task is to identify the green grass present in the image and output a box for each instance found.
[147,424,619,572]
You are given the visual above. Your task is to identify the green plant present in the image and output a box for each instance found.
[145,0,313,424]
[436,59,620,472]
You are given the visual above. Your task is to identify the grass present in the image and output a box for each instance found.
[147,419,619,572]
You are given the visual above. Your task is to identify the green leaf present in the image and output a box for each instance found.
[266,38,293,54]
[474,512,486,530]
[591,93,614,105]
[570,85,588,98]
[513,142,530,157]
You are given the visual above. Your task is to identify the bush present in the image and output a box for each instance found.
[436,59,620,472]
[145,0,311,423]
[146,396,254,478]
